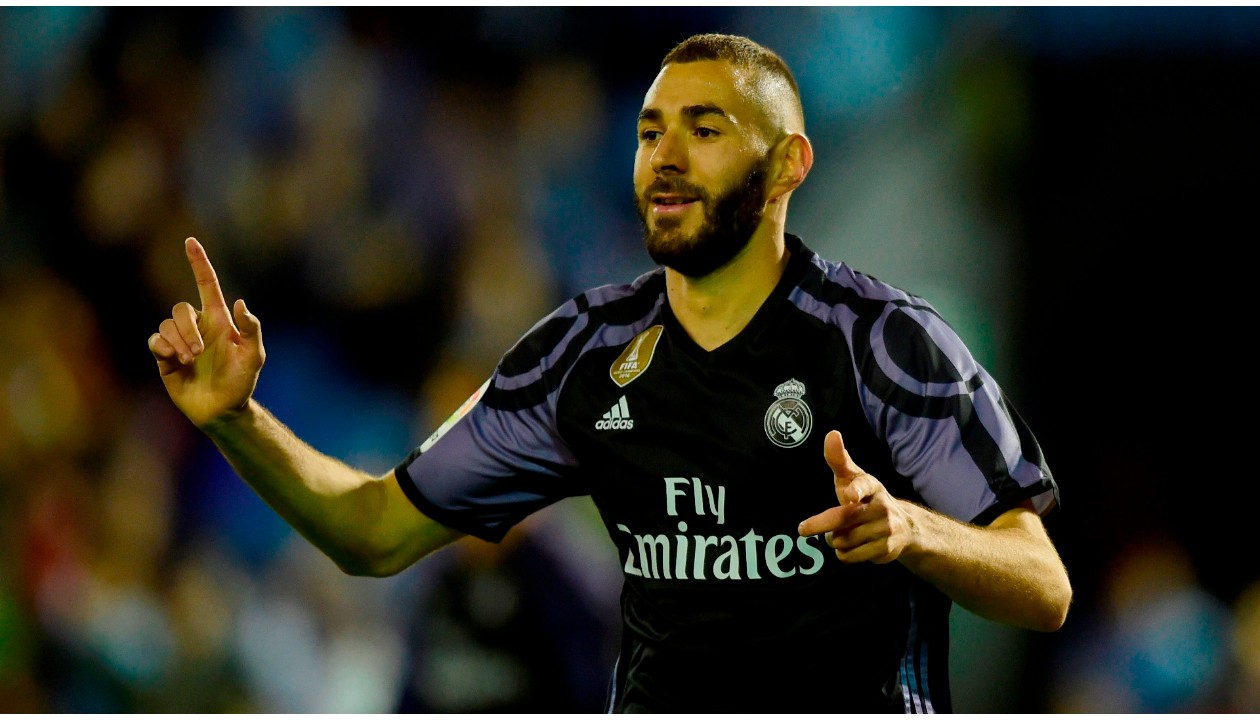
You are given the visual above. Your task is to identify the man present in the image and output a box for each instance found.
[148,33,1071,713]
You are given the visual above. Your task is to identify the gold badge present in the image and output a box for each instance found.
[610,325,664,387]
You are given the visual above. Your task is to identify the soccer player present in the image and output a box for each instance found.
[148,33,1071,713]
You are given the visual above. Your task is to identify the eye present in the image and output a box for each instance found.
[639,129,661,143]
[695,127,719,139]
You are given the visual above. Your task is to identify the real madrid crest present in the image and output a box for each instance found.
[764,378,813,448]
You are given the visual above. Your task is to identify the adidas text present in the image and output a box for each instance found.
[596,396,634,430]
[596,417,635,430]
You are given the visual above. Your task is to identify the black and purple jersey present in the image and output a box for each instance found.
[395,234,1057,713]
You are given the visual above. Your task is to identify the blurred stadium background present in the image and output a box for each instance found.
[1,5,1258,712]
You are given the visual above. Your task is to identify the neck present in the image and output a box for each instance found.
[665,227,790,351]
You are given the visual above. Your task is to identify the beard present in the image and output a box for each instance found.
[636,154,771,279]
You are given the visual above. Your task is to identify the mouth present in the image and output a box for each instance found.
[651,193,700,216]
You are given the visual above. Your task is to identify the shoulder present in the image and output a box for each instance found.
[796,246,928,309]
[789,239,975,378]
[493,268,666,393]
[788,239,939,333]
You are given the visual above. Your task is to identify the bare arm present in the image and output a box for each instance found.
[201,399,461,576]
[148,237,460,576]
[798,431,1071,632]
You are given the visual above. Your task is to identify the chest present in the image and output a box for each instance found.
[556,319,878,536]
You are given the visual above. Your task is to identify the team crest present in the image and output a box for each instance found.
[611,325,664,388]
[764,379,813,448]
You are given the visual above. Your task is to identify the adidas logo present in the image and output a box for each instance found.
[595,396,634,430]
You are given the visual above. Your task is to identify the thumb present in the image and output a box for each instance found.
[233,298,262,345]
[824,430,866,498]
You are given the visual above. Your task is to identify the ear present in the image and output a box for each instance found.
[766,133,814,203]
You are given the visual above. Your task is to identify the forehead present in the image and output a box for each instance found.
[640,60,762,124]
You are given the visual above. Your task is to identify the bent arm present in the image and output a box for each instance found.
[151,238,461,576]
[203,398,462,577]
[897,501,1071,631]
[801,430,1071,632]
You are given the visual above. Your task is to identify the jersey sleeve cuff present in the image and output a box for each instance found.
[969,475,1060,526]
[392,460,510,543]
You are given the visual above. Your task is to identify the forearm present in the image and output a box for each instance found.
[201,398,449,575]
[898,503,1071,631]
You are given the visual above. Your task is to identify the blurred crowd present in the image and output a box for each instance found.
[1,6,1258,713]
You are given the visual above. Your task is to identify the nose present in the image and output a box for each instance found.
[650,128,687,175]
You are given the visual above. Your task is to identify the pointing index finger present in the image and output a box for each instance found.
[185,237,230,316]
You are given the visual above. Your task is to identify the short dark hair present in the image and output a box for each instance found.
[661,33,804,136]
[662,33,801,105]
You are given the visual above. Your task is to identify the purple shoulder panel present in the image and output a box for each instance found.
[790,255,1056,523]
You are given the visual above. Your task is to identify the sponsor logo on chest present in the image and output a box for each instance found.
[616,476,828,581]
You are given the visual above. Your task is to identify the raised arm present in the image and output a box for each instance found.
[148,237,461,576]
[798,431,1072,632]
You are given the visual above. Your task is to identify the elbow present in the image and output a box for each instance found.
[314,483,457,577]
[323,479,439,577]
[1050,585,1074,632]
[327,537,414,578]
[1032,575,1074,632]
[328,523,453,577]
[334,555,402,578]
[1032,599,1070,633]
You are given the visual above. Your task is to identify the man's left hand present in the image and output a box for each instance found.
[797,430,917,564]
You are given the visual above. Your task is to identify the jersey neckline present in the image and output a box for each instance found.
[660,234,815,364]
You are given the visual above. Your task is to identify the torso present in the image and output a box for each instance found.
[399,235,1055,713]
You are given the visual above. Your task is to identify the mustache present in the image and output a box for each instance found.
[642,177,708,201]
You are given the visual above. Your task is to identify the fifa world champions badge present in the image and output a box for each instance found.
[611,325,664,388]
[764,379,813,448]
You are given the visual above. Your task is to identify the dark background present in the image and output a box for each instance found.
[2,6,1257,712]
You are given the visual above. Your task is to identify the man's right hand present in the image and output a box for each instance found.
[148,237,265,429]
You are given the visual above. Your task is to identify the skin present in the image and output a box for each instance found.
[799,431,1071,631]
[149,57,1071,631]
[634,60,1070,631]
[149,237,458,577]
[634,60,812,351]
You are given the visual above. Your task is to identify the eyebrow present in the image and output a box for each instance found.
[637,103,732,124]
